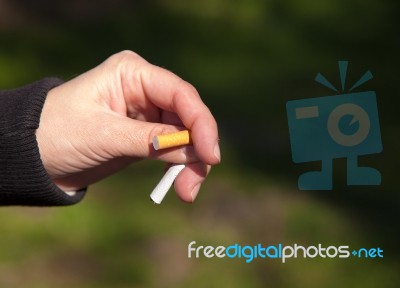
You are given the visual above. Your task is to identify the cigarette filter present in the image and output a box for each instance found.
[150,164,185,204]
[153,130,191,150]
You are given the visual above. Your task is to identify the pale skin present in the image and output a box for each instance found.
[36,51,220,203]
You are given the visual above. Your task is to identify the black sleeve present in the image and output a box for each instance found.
[0,78,86,206]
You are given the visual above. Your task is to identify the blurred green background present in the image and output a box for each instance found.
[1,0,399,287]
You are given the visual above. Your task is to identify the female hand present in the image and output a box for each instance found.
[36,51,220,202]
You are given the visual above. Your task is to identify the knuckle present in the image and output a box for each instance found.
[105,50,144,70]
[180,80,200,98]
[113,50,140,62]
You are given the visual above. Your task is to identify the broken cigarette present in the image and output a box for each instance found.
[150,164,185,204]
[153,130,191,150]
[150,130,191,204]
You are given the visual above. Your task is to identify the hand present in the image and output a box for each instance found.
[36,51,220,202]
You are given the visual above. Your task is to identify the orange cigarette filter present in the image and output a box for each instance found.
[153,130,192,150]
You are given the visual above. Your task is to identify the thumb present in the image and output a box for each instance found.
[103,114,198,164]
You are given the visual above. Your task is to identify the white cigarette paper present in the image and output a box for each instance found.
[150,164,185,204]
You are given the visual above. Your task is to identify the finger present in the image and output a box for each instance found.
[141,67,220,165]
[161,111,183,126]
[100,113,198,164]
[173,162,211,203]
[118,52,220,165]
[151,145,198,164]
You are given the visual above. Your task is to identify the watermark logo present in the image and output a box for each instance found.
[286,61,383,190]
[188,241,384,264]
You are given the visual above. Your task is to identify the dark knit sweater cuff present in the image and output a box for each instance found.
[0,78,86,206]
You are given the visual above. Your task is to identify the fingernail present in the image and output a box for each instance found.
[214,143,221,162]
[190,184,201,202]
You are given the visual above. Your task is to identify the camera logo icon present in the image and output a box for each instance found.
[286,61,382,190]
